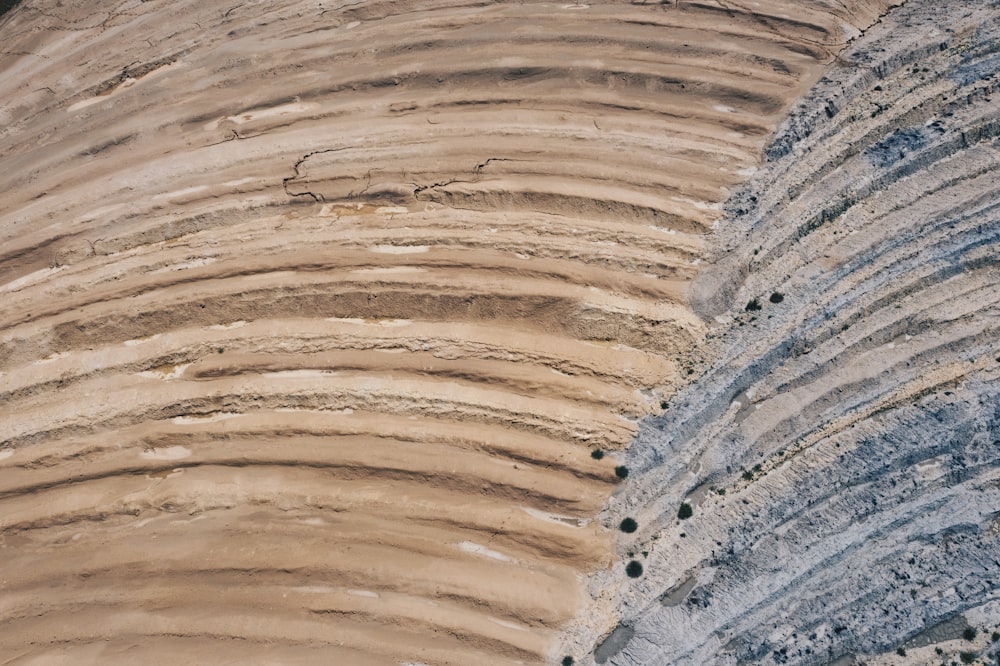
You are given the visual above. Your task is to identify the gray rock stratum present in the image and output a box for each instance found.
[585,0,1000,664]
[0,0,997,664]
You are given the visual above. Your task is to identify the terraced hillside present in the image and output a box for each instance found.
[9,0,990,664]
[589,0,1000,664]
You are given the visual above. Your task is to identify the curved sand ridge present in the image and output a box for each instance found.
[0,1,895,664]
[592,1,1000,664]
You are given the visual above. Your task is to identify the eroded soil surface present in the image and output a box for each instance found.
[9,1,994,665]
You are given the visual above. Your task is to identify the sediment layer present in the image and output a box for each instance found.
[1,1,897,663]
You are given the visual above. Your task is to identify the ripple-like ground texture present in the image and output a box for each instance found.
[1,0,997,665]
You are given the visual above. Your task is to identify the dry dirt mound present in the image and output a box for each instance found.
[1,1,897,664]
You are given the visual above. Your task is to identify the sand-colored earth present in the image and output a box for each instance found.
[0,0,944,664]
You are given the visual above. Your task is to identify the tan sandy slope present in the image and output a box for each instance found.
[0,1,894,663]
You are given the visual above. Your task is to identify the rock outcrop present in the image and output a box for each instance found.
[585,1,1000,664]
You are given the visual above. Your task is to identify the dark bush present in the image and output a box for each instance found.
[678,503,693,520]
[960,651,976,664]
[769,292,784,303]
[746,298,762,311]
[896,647,906,657]
[562,657,575,666]
[625,560,643,578]
[615,465,629,480]
[619,517,638,533]
[742,469,754,481]
[591,449,604,460]
[964,627,978,641]
[992,631,1000,642]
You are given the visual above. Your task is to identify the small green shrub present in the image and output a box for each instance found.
[746,298,762,311]
[769,292,785,304]
[896,647,906,657]
[562,657,575,666]
[619,517,638,533]
[959,651,976,664]
[964,627,977,641]
[591,449,604,460]
[625,560,643,578]
[615,465,629,480]
[678,503,693,520]
[992,631,999,642]
[742,469,754,481]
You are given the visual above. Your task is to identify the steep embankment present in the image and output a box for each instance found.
[587,1,1000,664]
[1,1,894,664]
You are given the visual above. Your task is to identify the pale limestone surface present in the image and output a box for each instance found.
[583,1,1000,664]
